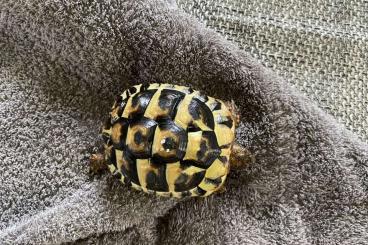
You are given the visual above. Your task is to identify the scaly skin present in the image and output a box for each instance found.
[89,153,107,174]
[225,100,256,170]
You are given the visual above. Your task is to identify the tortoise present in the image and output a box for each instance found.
[90,83,253,198]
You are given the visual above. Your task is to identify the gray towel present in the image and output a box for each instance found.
[0,0,367,244]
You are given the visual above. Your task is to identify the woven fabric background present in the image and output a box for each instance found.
[177,0,368,142]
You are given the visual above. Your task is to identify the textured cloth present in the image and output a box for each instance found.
[0,0,368,244]
[178,0,368,142]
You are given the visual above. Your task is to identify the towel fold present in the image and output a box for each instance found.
[1,0,367,244]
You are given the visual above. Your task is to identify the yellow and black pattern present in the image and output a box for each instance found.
[102,83,235,197]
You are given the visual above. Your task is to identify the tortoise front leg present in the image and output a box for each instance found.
[229,143,255,170]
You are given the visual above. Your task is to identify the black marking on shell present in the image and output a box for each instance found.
[116,98,129,119]
[188,98,215,130]
[218,156,228,164]
[145,163,168,192]
[187,124,201,132]
[213,101,222,111]
[194,187,207,196]
[130,89,156,118]
[195,131,221,168]
[126,117,157,159]
[128,86,137,95]
[120,151,140,185]
[217,115,233,129]
[140,83,148,92]
[106,147,117,167]
[174,170,205,192]
[134,131,143,145]
[205,177,222,186]
[152,118,188,163]
[220,143,232,149]
[112,118,130,150]
[162,137,177,151]
[171,95,186,120]
[158,89,185,119]
[179,160,205,170]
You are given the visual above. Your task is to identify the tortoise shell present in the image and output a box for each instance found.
[102,83,235,197]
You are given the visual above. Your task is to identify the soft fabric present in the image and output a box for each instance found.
[0,0,367,244]
[178,0,368,142]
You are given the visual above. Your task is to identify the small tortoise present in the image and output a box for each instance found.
[90,83,253,198]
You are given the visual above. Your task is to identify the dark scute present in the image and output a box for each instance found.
[120,151,140,185]
[162,137,177,151]
[145,165,168,192]
[197,139,208,161]
[213,101,222,111]
[195,131,221,168]
[140,83,149,92]
[154,119,188,162]
[134,130,143,145]
[157,119,186,139]
[205,177,222,186]
[128,86,137,95]
[180,160,203,169]
[130,116,157,128]
[188,98,215,130]
[106,147,117,167]
[130,89,156,117]
[127,117,157,158]
[152,153,180,164]
[187,124,201,132]
[194,187,207,196]
[158,89,185,118]
[218,156,228,164]
[112,118,130,150]
[174,170,205,192]
[220,143,232,149]
[219,116,233,129]
[151,155,166,165]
